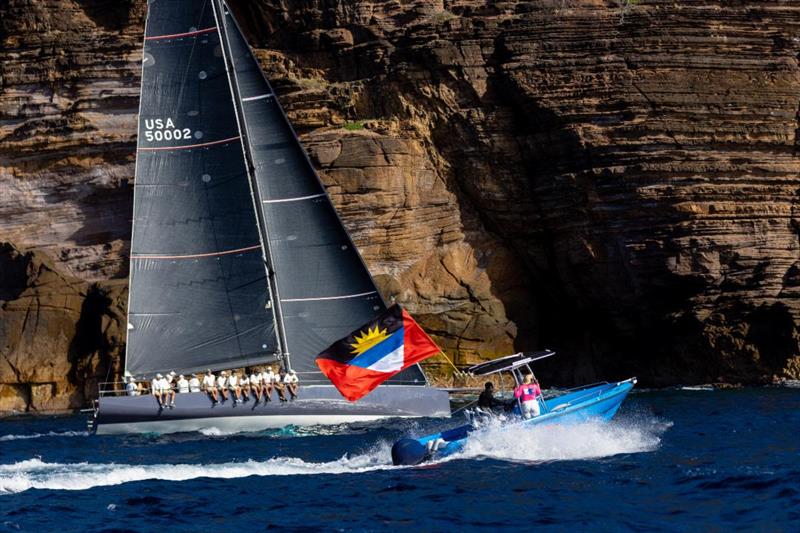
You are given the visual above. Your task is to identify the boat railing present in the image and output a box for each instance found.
[549,381,610,396]
[542,381,614,412]
[97,376,425,398]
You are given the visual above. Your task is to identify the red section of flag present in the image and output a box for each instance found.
[316,305,443,402]
[316,359,389,402]
[401,309,442,367]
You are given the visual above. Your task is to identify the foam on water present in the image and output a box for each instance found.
[460,417,668,463]
[0,417,667,494]
[0,431,88,442]
[0,442,395,495]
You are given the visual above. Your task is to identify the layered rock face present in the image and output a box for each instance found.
[2,0,800,412]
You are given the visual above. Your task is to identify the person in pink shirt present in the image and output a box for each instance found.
[514,373,542,419]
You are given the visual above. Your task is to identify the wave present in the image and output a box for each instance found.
[0,431,88,442]
[0,416,667,494]
[0,443,395,495]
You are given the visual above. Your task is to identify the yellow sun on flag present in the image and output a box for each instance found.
[350,326,390,355]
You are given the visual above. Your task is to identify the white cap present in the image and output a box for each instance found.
[169,371,176,376]
[290,370,296,374]
[179,374,184,379]
[156,373,163,378]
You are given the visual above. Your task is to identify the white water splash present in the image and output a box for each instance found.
[0,431,88,442]
[0,443,395,495]
[0,417,668,494]
[460,417,668,463]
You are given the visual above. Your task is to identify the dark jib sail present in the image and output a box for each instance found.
[126,0,278,377]
[215,1,425,384]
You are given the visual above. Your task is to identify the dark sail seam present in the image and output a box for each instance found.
[138,135,240,152]
[131,244,260,260]
[145,27,217,41]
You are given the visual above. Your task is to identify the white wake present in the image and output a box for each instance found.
[0,417,668,494]
[0,443,394,495]
[0,431,88,442]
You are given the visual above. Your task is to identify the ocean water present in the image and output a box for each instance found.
[1,388,798,532]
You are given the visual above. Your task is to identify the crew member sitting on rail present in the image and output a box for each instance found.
[249,369,262,403]
[126,376,139,396]
[261,366,275,402]
[151,373,166,407]
[284,370,299,400]
[177,374,190,394]
[514,373,542,419]
[228,371,242,404]
[240,373,251,401]
[162,373,176,408]
[217,371,229,402]
[189,374,201,393]
[203,370,219,404]
[477,382,504,412]
[273,371,288,402]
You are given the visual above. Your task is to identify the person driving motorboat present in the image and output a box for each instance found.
[477,382,505,412]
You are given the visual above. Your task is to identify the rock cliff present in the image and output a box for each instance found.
[2,0,800,413]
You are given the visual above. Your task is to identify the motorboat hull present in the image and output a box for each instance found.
[391,378,637,465]
[92,384,450,435]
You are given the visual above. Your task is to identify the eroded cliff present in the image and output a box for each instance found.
[2,0,800,413]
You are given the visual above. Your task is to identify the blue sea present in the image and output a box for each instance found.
[1,388,799,531]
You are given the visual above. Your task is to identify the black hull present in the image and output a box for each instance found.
[93,385,450,435]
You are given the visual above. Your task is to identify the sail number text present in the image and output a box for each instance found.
[143,118,193,142]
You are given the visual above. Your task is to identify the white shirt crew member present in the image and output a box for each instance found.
[228,374,239,388]
[177,377,189,393]
[284,373,298,384]
[250,373,261,385]
[203,374,216,389]
[240,375,250,387]
[189,376,201,392]
[262,371,275,384]
[216,374,228,389]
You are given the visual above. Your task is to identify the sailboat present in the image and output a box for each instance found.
[90,0,450,435]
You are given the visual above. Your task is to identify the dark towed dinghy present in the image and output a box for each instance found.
[391,351,636,466]
[90,0,448,435]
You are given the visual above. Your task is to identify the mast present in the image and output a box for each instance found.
[211,0,291,368]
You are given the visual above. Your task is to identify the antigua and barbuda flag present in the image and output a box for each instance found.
[315,304,442,401]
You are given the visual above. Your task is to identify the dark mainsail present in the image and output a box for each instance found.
[126,1,278,377]
[215,1,426,383]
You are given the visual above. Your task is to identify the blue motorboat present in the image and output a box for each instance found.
[391,351,637,465]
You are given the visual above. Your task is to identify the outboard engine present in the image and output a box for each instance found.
[391,438,429,466]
